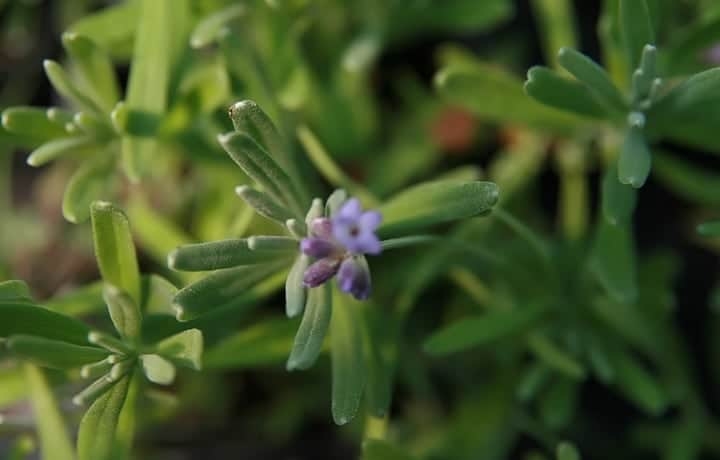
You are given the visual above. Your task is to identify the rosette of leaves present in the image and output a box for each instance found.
[0,202,202,460]
[167,100,499,424]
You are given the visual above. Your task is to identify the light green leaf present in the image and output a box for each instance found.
[62,151,115,223]
[557,47,627,113]
[362,439,417,460]
[325,189,348,217]
[27,136,96,167]
[285,255,309,318]
[172,263,284,321]
[8,335,108,369]
[67,0,138,55]
[140,275,178,315]
[0,302,91,344]
[378,180,498,238]
[73,374,116,407]
[619,0,654,70]
[618,126,651,189]
[601,163,637,226]
[525,66,609,119]
[62,33,120,112]
[247,236,298,252]
[140,354,176,385]
[90,201,141,304]
[77,373,132,460]
[24,364,75,460]
[156,329,203,370]
[168,238,293,272]
[190,4,246,48]
[589,219,638,303]
[0,280,32,302]
[556,442,581,460]
[235,185,295,224]
[287,285,332,371]
[43,60,102,114]
[424,304,546,355]
[102,285,141,341]
[330,292,366,425]
[1,107,68,142]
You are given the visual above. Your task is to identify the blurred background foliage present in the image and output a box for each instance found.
[2,0,720,459]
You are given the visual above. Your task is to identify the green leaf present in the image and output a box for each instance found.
[73,374,117,407]
[156,328,203,370]
[168,238,294,272]
[557,47,627,113]
[619,0,654,70]
[1,107,68,142]
[285,255,309,318]
[698,220,720,236]
[8,335,108,369]
[140,275,178,315]
[43,60,102,114]
[653,151,720,205]
[539,377,578,429]
[527,334,586,380]
[287,285,332,371]
[609,346,667,415]
[589,219,638,303]
[325,189,348,217]
[26,136,96,167]
[67,0,138,55]
[378,180,498,238]
[140,354,176,385]
[435,64,583,133]
[362,439,417,460]
[601,163,637,226]
[62,151,115,223]
[77,373,132,460]
[23,364,75,460]
[91,201,141,304]
[618,125,651,188]
[121,0,174,181]
[235,185,295,224]
[172,263,284,321]
[204,318,299,370]
[556,442,581,460]
[525,66,609,118]
[0,302,91,345]
[219,131,302,215]
[0,280,32,302]
[424,304,546,355]
[190,4,246,48]
[330,292,366,425]
[247,236,298,252]
[102,285,141,341]
[61,33,120,112]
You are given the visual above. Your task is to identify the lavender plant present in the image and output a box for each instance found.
[1,1,720,459]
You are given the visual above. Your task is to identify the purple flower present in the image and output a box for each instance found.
[298,196,382,300]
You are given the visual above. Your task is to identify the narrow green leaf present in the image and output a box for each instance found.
[91,201,141,304]
[8,335,108,369]
[557,47,627,113]
[0,280,32,302]
[219,131,302,215]
[88,331,133,355]
[287,285,332,371]
[589,219,638,303]
[618,126,651,189]
[43,60,102,114]
[190,4,246,48]
[529,0,578,67]
[619,0,654,70]
[653,151,720,205]
[609,347,667,415]
[556,442,581,460]
[0,302,91,345]
[235,185,295,224]
[1,107,68,142]
[23,364,75,460]
[73,112,113,139]
[525,66,609,118]
[698,220,720,236]
[156,329,203,370]
[77,373,132,460]
[363,439,417,460]
[632,45,657,102]
[81,358,114,380]
[325,189,348,217]
[517,363,551,402]
[527,334,586,380]
[61,33,120,112]
[539,377,578,429]
[62,151,115,223]
[102,285,141,341]
[172,263,284,321]
[247,236,298,252]
[140,275,178,315]
[168,238,293,272]
[330,292,366,425]
[140,354,176,385]
[363,312,391,417]
[378,180,499,238]
[67,1,138,54]
[424,304,546,355]
[601,163,637,226]
[73,374,116,407]
[26,136,96,167]
[285,255,309,318]
[121,0,173,181]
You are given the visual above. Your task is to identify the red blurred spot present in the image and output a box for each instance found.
[430,107,479,154]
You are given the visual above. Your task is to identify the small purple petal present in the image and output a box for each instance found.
[310,217,333,239]
[337,257,371,300]
[338,198,362,220]
[300,237,338,258]
[303,257,341,287]
[359,210,382,231]
[355,232,382,255]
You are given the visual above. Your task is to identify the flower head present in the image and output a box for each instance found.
[298,196,382,300]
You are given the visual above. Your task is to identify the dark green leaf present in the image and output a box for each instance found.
[618,125,651,189]
[609,346,667,415]
[330,293,365,425]
[525,66,609,118]
[653,151,720,205]
[558,47,627,113]
[0,280,32,302]
[589,219,637,303]
[0,302,91,345]
[287,285,332,371]
[168,239,293,272]
[539,377,578,429]
[424,304,546,355]
[235,185,295,224]
[362,439,417,460]
[698,220,720,236]
[601,163,637,226]
[8,335,107,369]
[556,442,581,460]
[619,0,655,70]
